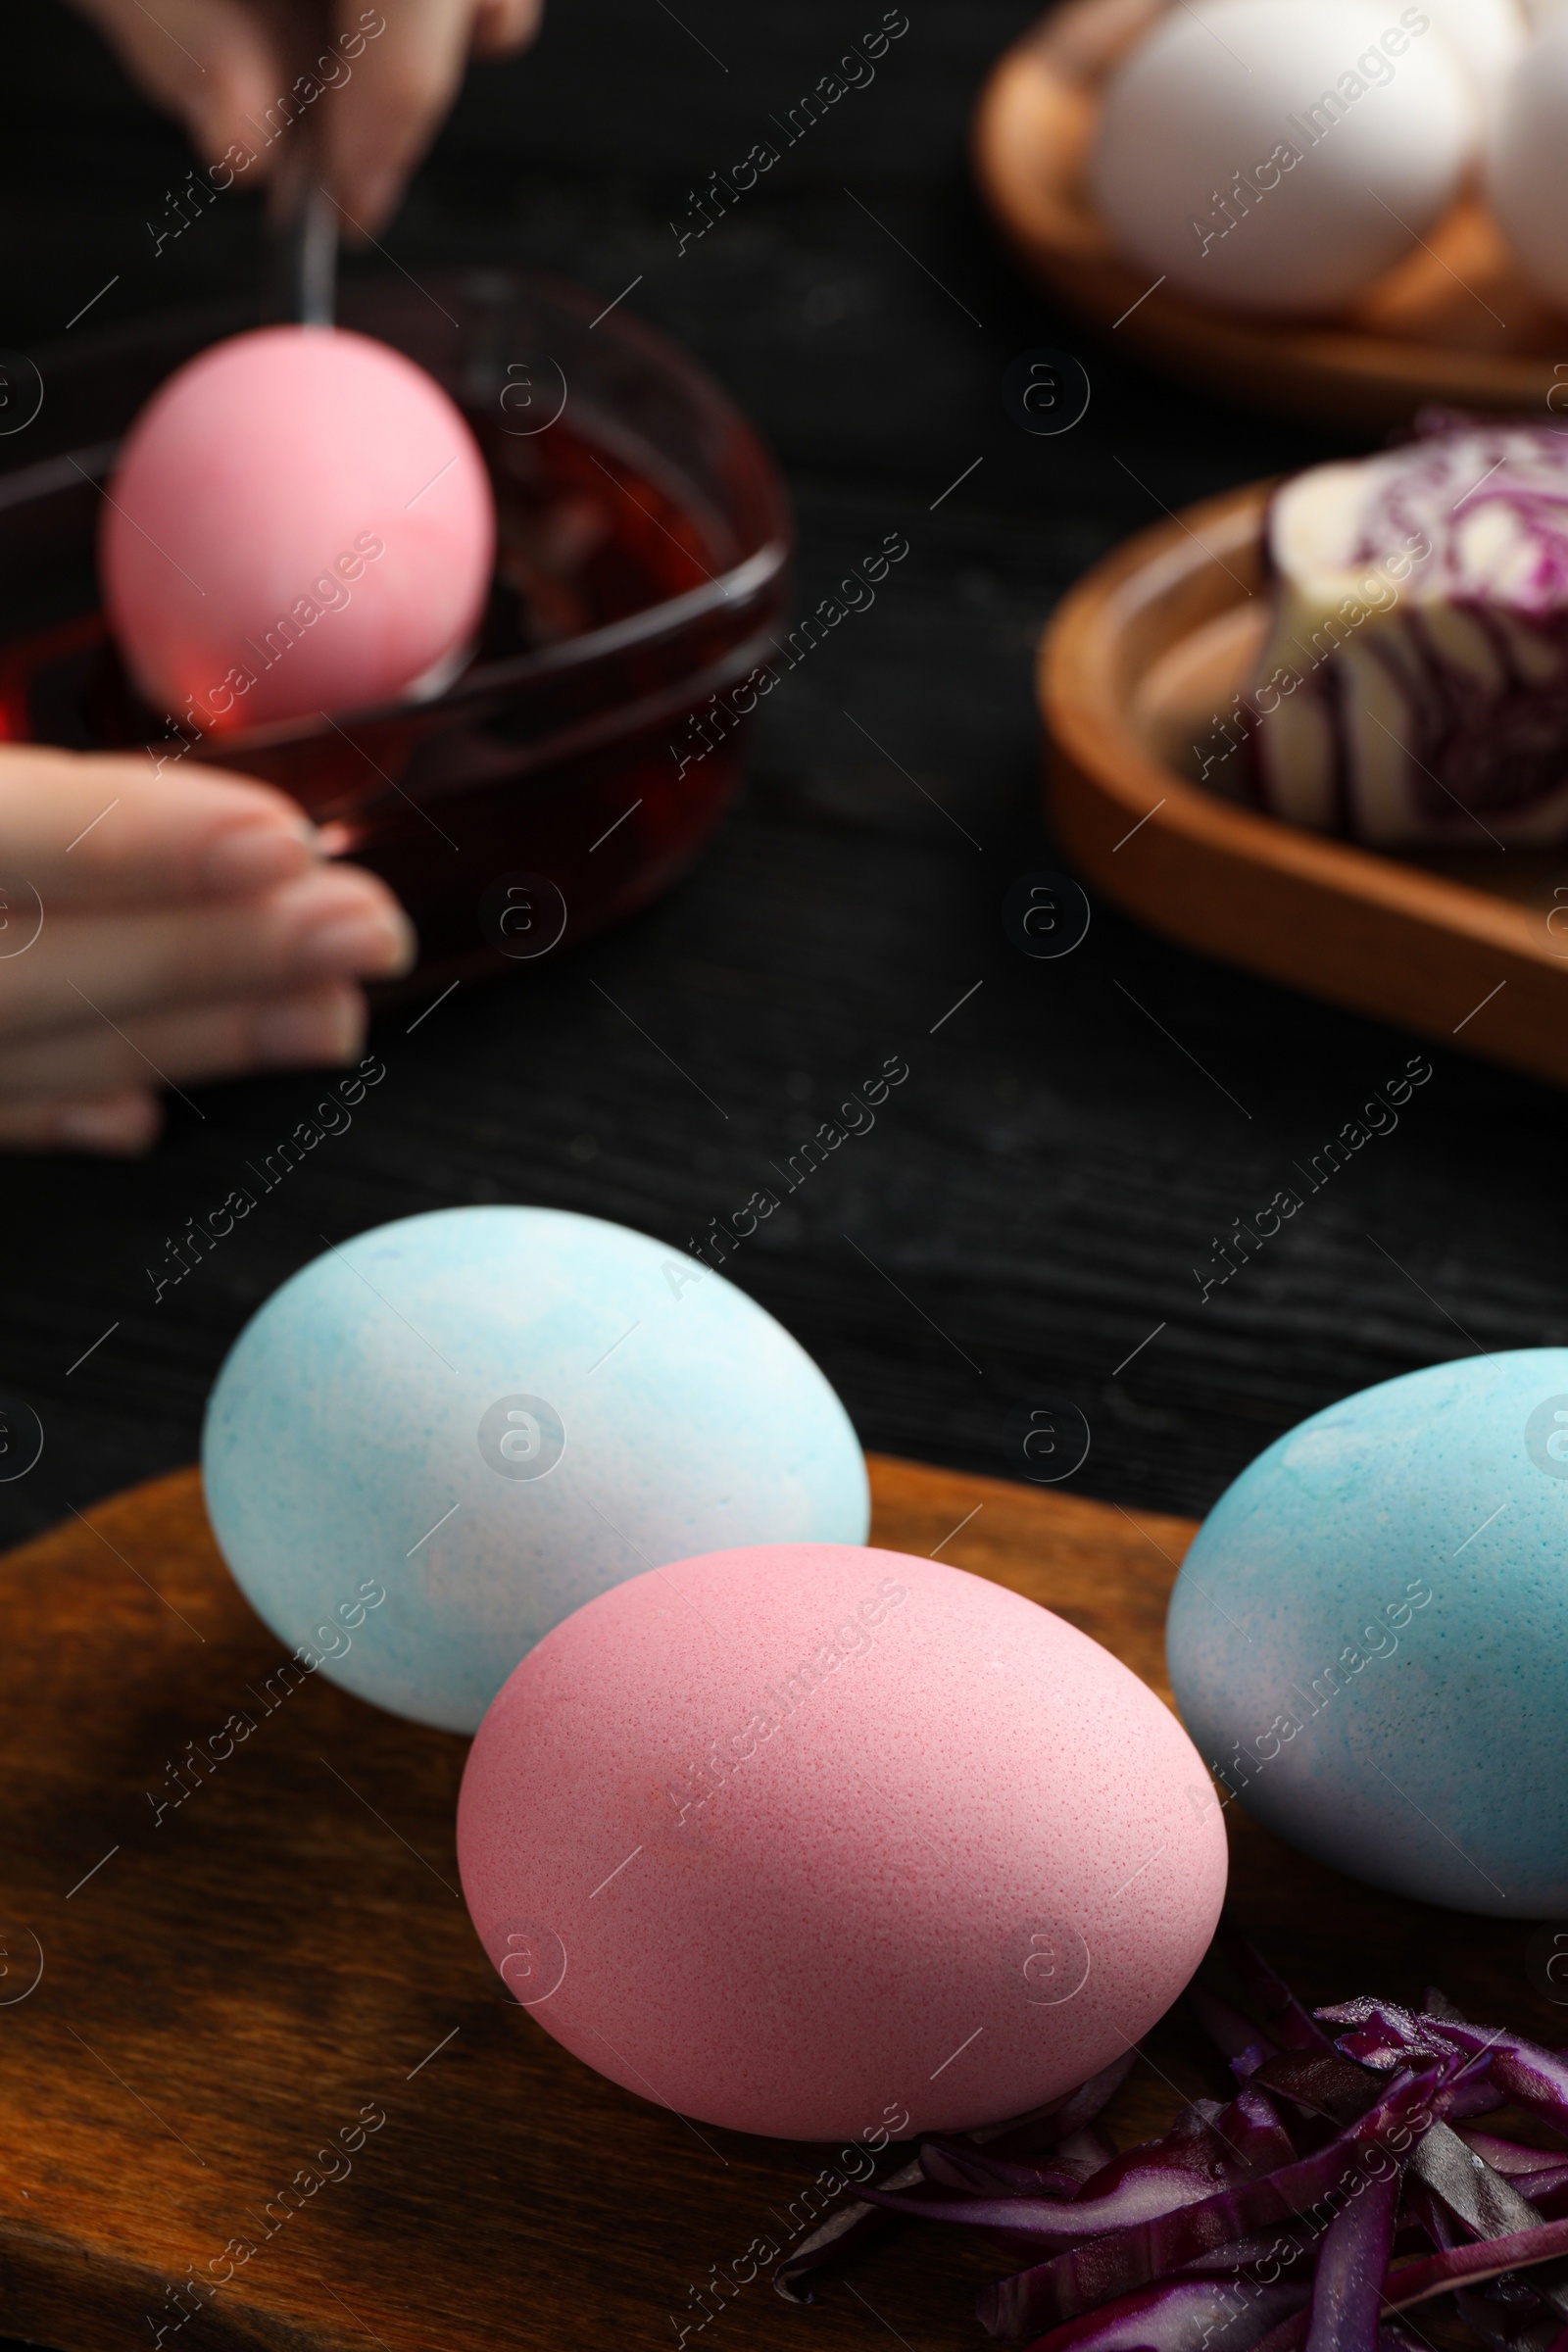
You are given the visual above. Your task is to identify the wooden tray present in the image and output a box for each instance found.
[0,1455,1549,2352]
[1042,478,1568,1089]
[973,0,1568,431]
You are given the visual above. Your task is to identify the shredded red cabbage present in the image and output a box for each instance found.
[772,2051,1139,2305]
[1305,2166,1399,2352]
[776,1924,1568,2352]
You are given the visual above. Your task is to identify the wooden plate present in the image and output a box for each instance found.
[973,0,1568,430]
[1042,479,1568,1088]
[0,1456,1547,2352]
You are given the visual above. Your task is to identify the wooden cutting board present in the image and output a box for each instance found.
[0,1458,1545,2352]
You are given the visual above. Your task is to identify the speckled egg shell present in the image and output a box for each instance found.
[202,1207,869,1734]
[1166,1348,1568,1916]
[457,1544,1228,2140]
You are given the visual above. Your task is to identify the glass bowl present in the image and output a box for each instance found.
[0,271,794,991]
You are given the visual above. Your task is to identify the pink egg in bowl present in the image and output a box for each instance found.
[0,274,793,990]
[99,324,495,732]
[457,1543,1227,2142]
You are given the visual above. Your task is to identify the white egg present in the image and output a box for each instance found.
[1487,15,1568,306]
[1089,0,1477,316]
[1422,0,1527,99]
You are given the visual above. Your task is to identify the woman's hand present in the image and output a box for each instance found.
[69,0,542,232]
[0,746,415,1154]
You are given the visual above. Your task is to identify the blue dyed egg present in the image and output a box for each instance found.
[203,1206,868,1732]
[1165,1349,1568,1916]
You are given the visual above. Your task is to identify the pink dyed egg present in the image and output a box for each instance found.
[457,1544,1227,2140]
[101,326,494,732]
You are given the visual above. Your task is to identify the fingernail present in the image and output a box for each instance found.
[54,1097,162,1154]
[252,992,367,1066]
[344,170,401,234]
[297,906,417,979]
[203,819,319,895]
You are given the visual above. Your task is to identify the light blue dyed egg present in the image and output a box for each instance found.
[203,1205,869,1732]
[1165,1348,1568,1916]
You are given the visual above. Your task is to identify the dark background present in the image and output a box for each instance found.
[3,0,1563,1546]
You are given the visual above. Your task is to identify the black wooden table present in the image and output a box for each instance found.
[3,0,1563,1546]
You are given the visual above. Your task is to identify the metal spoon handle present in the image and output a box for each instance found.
[265,122,338,327]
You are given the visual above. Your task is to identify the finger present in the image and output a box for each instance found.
[0,747,324,908]
[470,0,543,58]
[0,982,367,1102]
[327,0,475,230]
[0,865,415,1043]
[0,1087,163,1156]
[68,0,289,180]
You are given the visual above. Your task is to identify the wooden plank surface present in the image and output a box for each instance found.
[0,1457,1546,2352]
[15,7,1568,1584]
